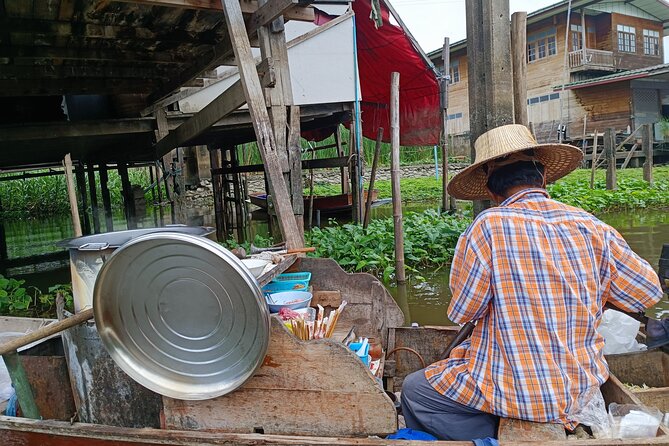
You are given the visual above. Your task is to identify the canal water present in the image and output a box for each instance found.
[2,204,668,323]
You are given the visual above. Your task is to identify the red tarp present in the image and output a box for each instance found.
[352,0,441,146]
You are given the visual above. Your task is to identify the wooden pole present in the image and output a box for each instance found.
[74,162,91,235]
[99,164,114,232]
[349,123,360,224]
[87,163,101,233]
[335,126,350,195]
[590,129,598,189]
[63,154,82,237]
[222,0,302,250]
[642,123,654,186]
[511,11,528,127]
[605,128,617,190]
[390,72,406,284]
[118,162,137,229]
[209,147,225,242]
[466,0,514,215]
[363,127,384,229]
[287,106,304,239]
[440,37,453,212]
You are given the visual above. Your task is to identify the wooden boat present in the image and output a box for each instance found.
[250,190,381,214]
[2,257,668,445]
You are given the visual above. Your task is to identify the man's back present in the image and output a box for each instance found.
[425,188,662,427]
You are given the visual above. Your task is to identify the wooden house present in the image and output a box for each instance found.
[428,0,669,147]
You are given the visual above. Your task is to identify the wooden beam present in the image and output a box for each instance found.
[0,119,155,143]
[0,78,159,96]
[211,156,349,175]
[147,0,311,103]
[154,58,275,158]
[247,0,298,38]
[222,0,302,250]
[511,11,528,126]
[0,46,192,65]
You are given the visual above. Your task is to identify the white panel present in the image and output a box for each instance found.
[178,17,357,113]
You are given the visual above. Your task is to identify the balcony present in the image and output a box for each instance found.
[569,49,617,73]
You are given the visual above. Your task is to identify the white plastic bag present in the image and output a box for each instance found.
[598,310,646,354]
[569,386,611,438]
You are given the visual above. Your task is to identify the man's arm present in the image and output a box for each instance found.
[448,225,493,324]
[606,229,663,313]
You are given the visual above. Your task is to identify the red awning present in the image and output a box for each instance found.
[352,0,441,146]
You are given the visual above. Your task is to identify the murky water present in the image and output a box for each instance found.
[1,204,667,322]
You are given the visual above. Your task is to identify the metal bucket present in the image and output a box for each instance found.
[57,226,214,426]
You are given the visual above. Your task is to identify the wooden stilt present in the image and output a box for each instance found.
[118,162,137,229]
[155,109,176,222]
[209,147,225,242]
[99,164,114,232]
[466,0,513,215]
[605,128,617,190]
[590,130,599,189]
[87,164,101,233]
[74,162,91,235]
[349,123,360,224]
[231,147,246,243]
[390,72,406,284]
[288,106,304,239]
[363,127,383,229]
[335,126,350,195]
[63,154,83,237]
[511,12,528,127]
[2,352,40,419]
[643,123,654,186]
[222,0,302,250]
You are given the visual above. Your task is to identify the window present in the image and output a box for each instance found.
[527,92,560,105]
[527,29,557,62]
[617,25,636,53]
[449,60,460,84]
[643,29,660,56]
[571,24,583,51]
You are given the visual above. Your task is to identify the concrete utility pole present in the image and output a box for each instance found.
[511,11,528,127]
[466,0,514,215]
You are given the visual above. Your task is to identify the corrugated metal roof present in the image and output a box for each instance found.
[554,62,669,89]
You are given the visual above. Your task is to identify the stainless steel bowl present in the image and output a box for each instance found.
[93,232,270,400]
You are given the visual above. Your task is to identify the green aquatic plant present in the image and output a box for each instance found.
[0,278,73,318]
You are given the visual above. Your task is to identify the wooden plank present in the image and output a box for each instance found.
[222,0,304,250]
[498,418,566,442]
[256,254,297,287]
[154,59,275,157]
[621,143,638,169]
[63,154,83,237]
[311,290,343,308]
[20,355,77,421]
[247,0,298,39]
[511,11,528,126]
[163,317,397,437]
[1,352,40,419]
[211,156,350,175]
[390,72,405,284]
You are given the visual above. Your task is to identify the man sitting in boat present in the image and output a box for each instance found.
[400,124,663,440]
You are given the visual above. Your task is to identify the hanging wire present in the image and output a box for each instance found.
[557,0,574,142]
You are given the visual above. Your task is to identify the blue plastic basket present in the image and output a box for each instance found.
[262,280,309,293]
[272,272,311,284]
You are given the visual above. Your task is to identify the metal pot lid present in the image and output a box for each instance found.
[93,232,269,400]
[58,225,214,250]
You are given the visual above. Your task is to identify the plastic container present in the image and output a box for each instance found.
[266,291,312,313]
[265,272,311,291]
[262,281,309,293]
[240,258,270,278]
[609,403,662,439]
[349,341,370,366]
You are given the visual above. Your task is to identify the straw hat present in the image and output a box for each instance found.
[447,124,583,200]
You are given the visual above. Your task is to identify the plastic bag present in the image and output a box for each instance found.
[598,310,646,354]
[609,403,663,439]
[568,386,611,438]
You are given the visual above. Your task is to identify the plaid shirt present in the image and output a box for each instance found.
[425,188,663,428]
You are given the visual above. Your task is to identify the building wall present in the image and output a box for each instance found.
[609,13,663,70]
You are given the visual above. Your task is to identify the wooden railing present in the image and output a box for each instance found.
[568,48,615,70]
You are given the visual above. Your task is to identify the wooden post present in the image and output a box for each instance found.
[440,37,453,212]
[288,106,305,239]
[335,126,350,195]
[63,154,82,237]
[87,164,101,233]
[155,108,176,221]
[99,164,114,232]
[466,0,514,215]
[74,162,91,235]
[363,127,384,229]
[390,72,406,284]
[222,0,302,250]
[511,11,528,126]
[118,162,137,229]
[209,147,225,242]
[590,129,598,189]
[2,352,40,419]
[581,9,587,55]
[605,128,617,190]
[642,123,654,186]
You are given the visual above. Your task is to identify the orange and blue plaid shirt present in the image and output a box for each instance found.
[425,188,663,428]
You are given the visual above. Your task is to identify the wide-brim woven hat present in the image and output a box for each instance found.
[447,124,583,200]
